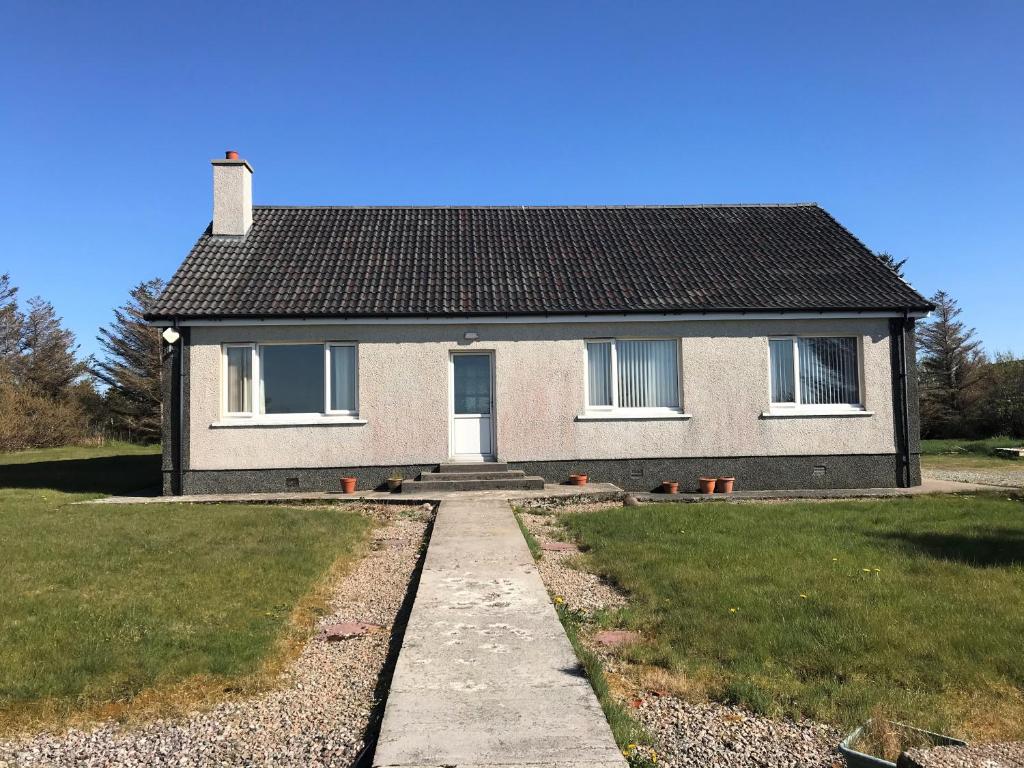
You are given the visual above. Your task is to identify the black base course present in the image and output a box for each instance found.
[164,453,919,495]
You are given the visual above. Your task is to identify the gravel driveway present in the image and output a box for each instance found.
[518,499,843,768]
[0,503,433,768]
[923,467,1024,489]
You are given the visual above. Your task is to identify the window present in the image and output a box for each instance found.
[769,336,861,411]
[225,344,253,414]
[222,342,358,419]
[329,344,357,413]
[262,344,324,414]
[585,339,680,411]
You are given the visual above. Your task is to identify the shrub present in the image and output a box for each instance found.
[0,381,90,453]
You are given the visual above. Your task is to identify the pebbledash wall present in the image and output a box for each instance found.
[162,316,921,494]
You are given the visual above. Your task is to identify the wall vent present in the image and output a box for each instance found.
[286,477,300,489]
[630,467,644,479]
[812,466,826,478]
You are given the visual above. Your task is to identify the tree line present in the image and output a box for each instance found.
[0,254,1021,453]
[917,290,1023,439]
[0,274,164,452]
[879,252,1022,439]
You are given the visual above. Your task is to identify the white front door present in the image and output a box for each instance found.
[450,352,494,460]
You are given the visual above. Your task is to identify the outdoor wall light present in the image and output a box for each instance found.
[162,327,181,344]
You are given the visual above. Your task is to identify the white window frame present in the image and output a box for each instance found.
[582,337,689,419]
[219,341,361,424]
[766,335,869,416]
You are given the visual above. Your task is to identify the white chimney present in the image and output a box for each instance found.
[211,150,253,237]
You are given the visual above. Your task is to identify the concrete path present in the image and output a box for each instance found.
[372,495,626,768]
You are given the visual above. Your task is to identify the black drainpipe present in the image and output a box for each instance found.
[897,310,913,487]
[177,328,184,495]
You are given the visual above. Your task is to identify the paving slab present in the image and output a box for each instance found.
[84,476,1008,506]
[372,495,625,768]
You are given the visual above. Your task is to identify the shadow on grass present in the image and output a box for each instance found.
[0,454,162,495]
[875,528,1024,568]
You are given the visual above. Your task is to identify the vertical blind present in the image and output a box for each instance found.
[770,337,859,405]
[587,339,679,409]
[798,337,859,405]
[587,342,613,406]
[769,339,795,403]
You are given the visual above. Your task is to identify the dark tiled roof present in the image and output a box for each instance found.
[146,205,932,320]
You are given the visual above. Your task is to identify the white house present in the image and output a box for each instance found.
[147,152,932,494]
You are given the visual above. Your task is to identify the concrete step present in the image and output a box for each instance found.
[403,476,544,493]
[436,462,509,473]
[422,470,527,481]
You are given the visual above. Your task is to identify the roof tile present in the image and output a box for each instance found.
[146,205,931,320]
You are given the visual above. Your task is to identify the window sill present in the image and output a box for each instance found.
[210,416,367,428]
[760,408,874,419]
[575,411,693,422]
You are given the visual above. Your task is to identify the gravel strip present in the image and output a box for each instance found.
[902,740,1024,768]
[923,468,1024,489]
[517,499,627,614]
[632,696,842,768]
[519,499,842,768]
[0,503,433,768]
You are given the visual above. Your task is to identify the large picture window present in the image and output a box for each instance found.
[222,342,358,418]
[585,338,680,411]
[769,336,861,410]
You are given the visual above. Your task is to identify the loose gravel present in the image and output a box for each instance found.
[0,502,433,768]
[516,499,627,615]
[519,499,843,768]
[633,697,842,768]
[923,468,1024,489]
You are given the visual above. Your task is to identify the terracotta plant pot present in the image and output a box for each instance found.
[661,481,679,494]
[698,476,717,494]
[341,476,357,494]
[717,476,735,494]
[569,474,589,486]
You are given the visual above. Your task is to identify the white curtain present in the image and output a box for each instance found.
[587,342,613,406]
[226,347,251,413]
[616,340,678,408]
[798,337,859,405]
[330,345,357,412]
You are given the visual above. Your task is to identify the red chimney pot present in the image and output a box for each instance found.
[225,150,239,160]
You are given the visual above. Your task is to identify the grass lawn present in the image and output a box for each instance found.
[560,494,1024,741]
[0,444,372,734]
[921,437,1023,471]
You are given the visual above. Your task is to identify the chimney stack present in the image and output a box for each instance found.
[211,150,253,237]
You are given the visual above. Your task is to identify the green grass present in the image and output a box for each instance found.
[560,494,1024,740]
[0,444,372,733]
[513,507,544,561]
[920,437,1020,456]
[920,437,1023,471]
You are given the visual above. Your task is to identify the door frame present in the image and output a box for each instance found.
[448,350,496,461]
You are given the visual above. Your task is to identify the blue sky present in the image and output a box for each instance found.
[2,1,1021,359]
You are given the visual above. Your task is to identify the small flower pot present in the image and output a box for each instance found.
[717,476,735,494]
[698,476,717,494]
[341,476,357,494]
[661,481,679,494]
[386,478,402,493]
[569,473,589,486]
